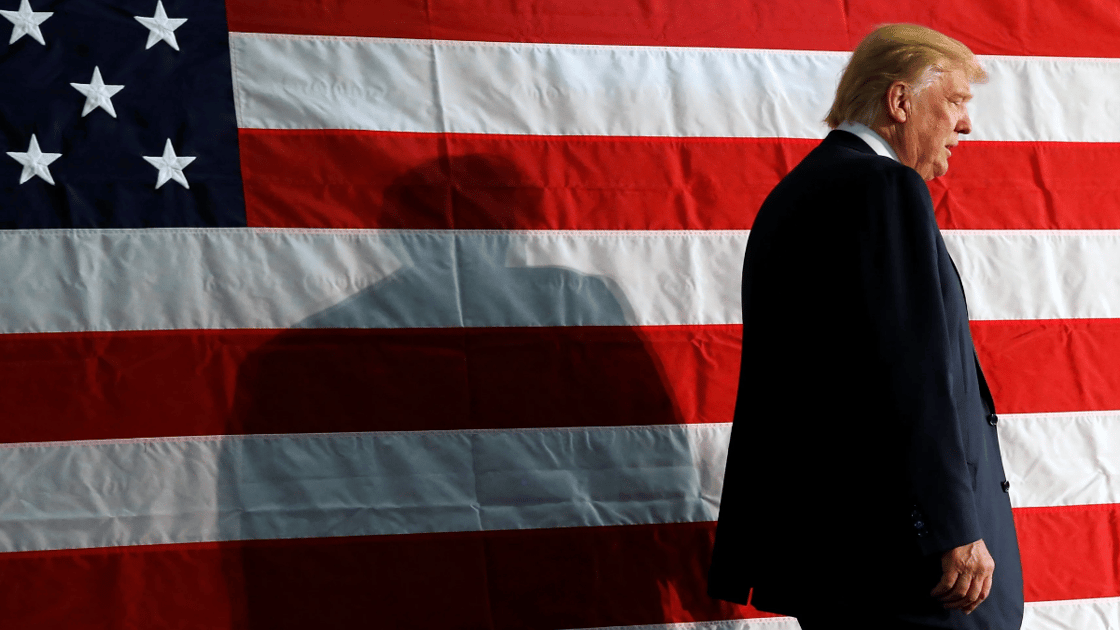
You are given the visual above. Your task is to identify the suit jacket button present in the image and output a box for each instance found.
[987,413,999,426]
[1001,480,1011,492]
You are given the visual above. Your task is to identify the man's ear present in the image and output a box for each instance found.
[885,81,909,124]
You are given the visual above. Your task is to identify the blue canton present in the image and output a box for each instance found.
[0,0,245,228]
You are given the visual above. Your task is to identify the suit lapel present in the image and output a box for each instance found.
[945,244,998,415]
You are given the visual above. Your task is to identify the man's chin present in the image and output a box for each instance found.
[924,162,950,180]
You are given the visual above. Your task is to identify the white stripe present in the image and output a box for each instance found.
[999,410,1120,508]
[568,597,1120,630]
[0,229,403,334]
[2,409,1117,553]
[5,229,1120,333]
[0,229,746,333]
[229,34,846,138]
[1023,596,1120,630]
[942,230,1120,321]
[0,424,728,553]
[569,619,803,630]
[229,33,1120,142]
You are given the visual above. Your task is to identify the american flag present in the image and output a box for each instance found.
[1,0,1118,628]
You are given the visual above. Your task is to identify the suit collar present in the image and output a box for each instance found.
[823,128,878,155]
[835,122,901,162]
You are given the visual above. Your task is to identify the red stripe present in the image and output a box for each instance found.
[971,319,1120,414]
[1016,503,1120,602]
[0,325,739,443]
[5,319,1120,443]
[238,130,811,231]
[240,130,1120,231]
[225,0,1120,58]
[928,141,1120,230]
[0,523,769,629]
[3,506,1115,628]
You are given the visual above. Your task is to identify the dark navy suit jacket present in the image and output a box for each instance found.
[707,130,1024,629]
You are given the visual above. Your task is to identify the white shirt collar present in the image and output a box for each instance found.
[836,121,900,163]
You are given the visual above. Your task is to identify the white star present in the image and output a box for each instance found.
[134,1,186,51]
[7,134,61,185]
[143,139,195,189]
[70,67,125,118]
[1,0,53,46]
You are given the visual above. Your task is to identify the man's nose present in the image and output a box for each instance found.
[957,110,972,134]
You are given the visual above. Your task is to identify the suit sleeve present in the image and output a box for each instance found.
[857,165,982,556]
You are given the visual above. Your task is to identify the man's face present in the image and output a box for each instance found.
[899,67,973,180]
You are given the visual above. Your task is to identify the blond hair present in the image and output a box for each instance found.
[825,24,987,129]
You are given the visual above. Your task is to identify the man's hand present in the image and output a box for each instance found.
[930,539,995,614]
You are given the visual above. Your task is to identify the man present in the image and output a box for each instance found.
[707,24,1024,629]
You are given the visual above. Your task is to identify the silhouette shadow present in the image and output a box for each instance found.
[224,153,723,628]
